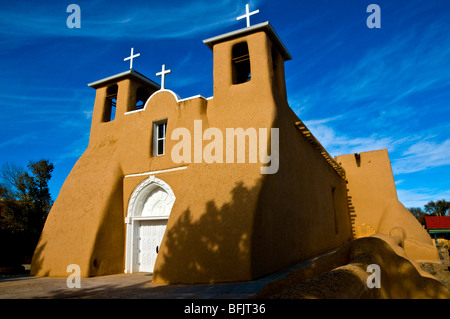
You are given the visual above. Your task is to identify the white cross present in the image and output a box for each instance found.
[236,3,259,28]
[124,47,140,69]
[156,64,171,90]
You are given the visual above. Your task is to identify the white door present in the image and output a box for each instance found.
[138,219,167,273]
[125,177,176,274]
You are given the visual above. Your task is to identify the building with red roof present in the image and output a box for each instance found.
[425,216,450,243]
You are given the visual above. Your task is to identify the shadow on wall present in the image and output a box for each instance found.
[155,181,260,284]
[29,241,49,277]
[88,176,125,277]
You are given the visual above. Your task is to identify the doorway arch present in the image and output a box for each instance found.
[124,176,175,273]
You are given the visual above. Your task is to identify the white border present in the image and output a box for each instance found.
[124,165,187,179]
[124,89,208,115]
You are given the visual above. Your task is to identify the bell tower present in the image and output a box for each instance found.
[203,21,292,105]
[87,69,159,144]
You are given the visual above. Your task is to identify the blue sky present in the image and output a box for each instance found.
[0,0,449,208]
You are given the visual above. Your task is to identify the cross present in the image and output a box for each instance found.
[156,64,171,90]
[236,3,259,28]
[124,47,140,69]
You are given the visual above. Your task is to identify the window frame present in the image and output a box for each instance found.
[104,84,118,122]
[231,41,251,85]
[153,120,168,157]
[134,87,151,111]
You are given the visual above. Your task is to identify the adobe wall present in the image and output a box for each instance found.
[31,145,124,277]
[32,29,353,283]
[256,235,450,299]
[31,83,209,277]
[250,99,353,279]
[336,150,439,262]
[153,31,353,283]
[154,31,281,283]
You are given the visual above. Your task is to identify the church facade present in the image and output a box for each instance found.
[30,19,438,284]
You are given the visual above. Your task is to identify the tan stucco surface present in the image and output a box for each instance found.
[31,23,434,289]
[336,150,439,262]
[31,27,353,283]
[257,235,450,299]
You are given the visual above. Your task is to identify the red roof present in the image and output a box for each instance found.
[425,216,450,229]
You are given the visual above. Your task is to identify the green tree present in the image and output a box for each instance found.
[0,159,54,266]
[424,199,450,217]
[408,207,428,226]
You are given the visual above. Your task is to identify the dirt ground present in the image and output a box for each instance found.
[256,236,450,299]
[419,245,450,291]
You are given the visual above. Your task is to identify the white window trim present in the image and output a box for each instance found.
[124,165,187,179]
[153,120,167,156]
[124,175,176,274]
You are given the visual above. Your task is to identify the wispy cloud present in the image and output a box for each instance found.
[0,87,94,128]
[331,30,450,105]
[288,10,450,180]
[288,16,450,118]
[0,132,36,149]
[305,115,450,175]
[53,131,90,164]
[397,187,450,209]
[392,139,450,174]
[303,117,397,157]
[0,0,259,42]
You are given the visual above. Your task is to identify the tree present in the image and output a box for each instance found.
[0,162,24,199]
[408,207,428,226]
[424,199,450,217]
[0,159,54,266]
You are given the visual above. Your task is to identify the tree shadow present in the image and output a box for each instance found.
[16,273,260,299]
[25,280,257,299]
[155,180,260,284]
[29,241,49,277]
[35,280,153,299]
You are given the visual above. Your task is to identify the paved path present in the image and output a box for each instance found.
[0,273,266,299]
[0,249,337,299]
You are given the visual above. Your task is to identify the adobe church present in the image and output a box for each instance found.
[31,7,438,284]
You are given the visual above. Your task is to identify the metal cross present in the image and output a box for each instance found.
[124,47,140,69]
[156,64,171,90]
[236,3,259,28]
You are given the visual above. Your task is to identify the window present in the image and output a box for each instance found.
[103,84,118,122]
[135,87,151,111]
[232,42,251,84]
[153,120,167,156]
[331,186,338,234]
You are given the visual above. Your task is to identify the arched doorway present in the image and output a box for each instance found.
[124,176,175,273]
